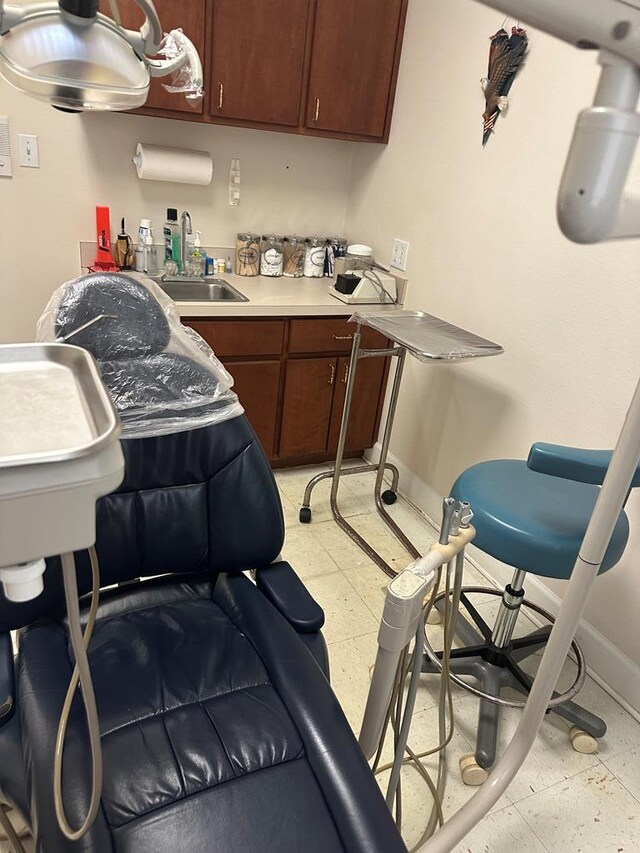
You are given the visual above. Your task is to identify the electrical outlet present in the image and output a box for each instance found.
[18,134,39,168]
[391,238,409,271]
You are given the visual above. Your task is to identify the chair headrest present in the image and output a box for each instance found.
[37,273,243,438]
[54,273,171,360]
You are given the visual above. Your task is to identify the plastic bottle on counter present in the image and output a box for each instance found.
[164,208,182,273]
[260,234,284,277]
[304,235,325,277]
[144,235,158,276]
[188,231,206,277]
[225,256,233,274]
[134,234,146,272]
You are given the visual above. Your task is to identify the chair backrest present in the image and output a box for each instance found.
[0,415,284,632]
[0,275,284,631]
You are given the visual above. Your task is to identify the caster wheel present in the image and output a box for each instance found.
[569,726,599,755]
[459,754,489,787]
[426,607,443,626]
[382,490,398,506]
[299,507,312,524]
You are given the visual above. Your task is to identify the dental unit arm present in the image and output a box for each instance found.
[397,0,640,850]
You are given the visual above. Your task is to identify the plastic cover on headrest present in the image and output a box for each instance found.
[37,273,244,439]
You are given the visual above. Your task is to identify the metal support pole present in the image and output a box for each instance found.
[300,329,419,578]
[490,569,526,649]
[330,326,363,506]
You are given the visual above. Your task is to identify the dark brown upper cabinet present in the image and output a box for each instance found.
[305,0,406,139]
[118,0,407,142]
[99,0,206,114]
[210,0,311,126]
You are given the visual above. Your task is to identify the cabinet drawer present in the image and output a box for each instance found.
[288,318,388,354]
[186,319,285,358]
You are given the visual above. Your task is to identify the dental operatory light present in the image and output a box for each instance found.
[0,0,203,112]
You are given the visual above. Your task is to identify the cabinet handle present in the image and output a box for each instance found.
[328,363,335,385]
[342,364,349,384]
[314,97,320,122]
[333,334,353,341]
[218,83,224,110]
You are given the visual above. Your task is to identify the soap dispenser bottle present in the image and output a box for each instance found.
[192,231,206,277]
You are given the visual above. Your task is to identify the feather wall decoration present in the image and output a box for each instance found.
[481,26,528,146]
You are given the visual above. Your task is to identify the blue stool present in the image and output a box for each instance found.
[423,442,637,784]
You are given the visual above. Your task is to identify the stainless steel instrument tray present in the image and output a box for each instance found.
[350,310,504,361]
[0,343,120,469]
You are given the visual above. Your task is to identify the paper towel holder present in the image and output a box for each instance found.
[132,142,213,186]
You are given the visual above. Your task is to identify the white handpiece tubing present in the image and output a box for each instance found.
[419,376,640,852]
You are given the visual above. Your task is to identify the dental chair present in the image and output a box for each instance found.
[0,274,406,852]
[424,443,636,784]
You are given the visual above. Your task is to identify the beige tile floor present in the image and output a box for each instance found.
[276,462,640,853]
[3,462,640,853]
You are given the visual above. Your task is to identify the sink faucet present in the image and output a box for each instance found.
[180,211,192,275]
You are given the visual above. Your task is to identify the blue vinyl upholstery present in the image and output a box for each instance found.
[452,459,629,579]
[528,442,640,488]
[0,418,405,852]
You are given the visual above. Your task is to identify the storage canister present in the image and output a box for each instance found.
[260,234,284,277]
[304,235,325,278]
[235,232,260,276]
[283,235,305,278]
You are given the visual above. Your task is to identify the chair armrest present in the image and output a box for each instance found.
[255,561,325,634]
[0,633,15,728]
[526,442,640,487]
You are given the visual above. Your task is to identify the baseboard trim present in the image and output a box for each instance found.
[366,444,640,720]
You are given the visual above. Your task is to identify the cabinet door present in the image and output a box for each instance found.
[328,356,387,453]
[99,0,206,114]
[280,358,336,458]
[225,360,281,459]
[306,0,405,138]
[211,0,310,126]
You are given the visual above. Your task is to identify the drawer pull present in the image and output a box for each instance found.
[333,334,353,341]
[328,363,335,385]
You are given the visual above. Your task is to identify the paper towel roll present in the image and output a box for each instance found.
[133,143,213,185]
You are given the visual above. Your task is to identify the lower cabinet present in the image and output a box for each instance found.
[280,357,337,458]
[183,315,390,466]
[226,360,281,458]
[328,356,388,453]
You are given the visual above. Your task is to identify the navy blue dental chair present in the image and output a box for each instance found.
[0,275,406,853]
[424,443,636,783]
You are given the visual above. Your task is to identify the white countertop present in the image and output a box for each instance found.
[173,274,405,318]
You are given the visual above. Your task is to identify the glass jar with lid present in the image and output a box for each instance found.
[283,235,305,278]
[235,232,260,276]
[260,234,284,277]
[303,235,325,278]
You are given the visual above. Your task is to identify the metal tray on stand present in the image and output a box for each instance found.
[299,311,504,578]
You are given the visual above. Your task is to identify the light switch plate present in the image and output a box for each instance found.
[391,238,409,271]
[0,117,12,178]
[18,133,39,168]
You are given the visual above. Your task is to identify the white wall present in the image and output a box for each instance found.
[0,83,354,341]
[346,0,640,674]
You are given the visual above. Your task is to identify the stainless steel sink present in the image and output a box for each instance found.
[158,278,249,302]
